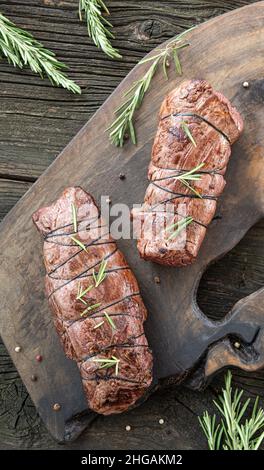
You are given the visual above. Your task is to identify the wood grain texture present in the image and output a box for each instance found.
[0,0,259,179]
[0,0,263,450]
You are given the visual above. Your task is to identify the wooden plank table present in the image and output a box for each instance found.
[0,0,263,450]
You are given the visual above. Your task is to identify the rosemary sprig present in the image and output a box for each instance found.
[80,302,101,317]
[104,311,116,330]
[108,27,195,147]
[198,411,223,450]
[70,235,88,252]
[93,320,105,329]
[79,0,121,59]
[71,203,78,233]
[198,371,264,450]
[165,216,193,241]
[180,120,197,147]
[77,260,108,313]
[93,259,107,287]
[176,163,204,198]
[76,282,94,304]
[93,355,120,375]
[0,12,80,94]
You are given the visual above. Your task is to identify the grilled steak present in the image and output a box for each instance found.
[33,187,153,415]
[132,79,244,266]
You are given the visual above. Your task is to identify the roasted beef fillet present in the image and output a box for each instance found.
[33,187,153,415]
[132,79,244,266]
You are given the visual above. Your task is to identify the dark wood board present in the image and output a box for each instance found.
[0,2,264,443]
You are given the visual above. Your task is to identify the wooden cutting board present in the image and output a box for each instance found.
[0,2,264,442]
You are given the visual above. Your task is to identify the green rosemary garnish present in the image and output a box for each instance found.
[93,320,105,329]
[77,260,108,314]
[93,259,107,287]
[71,203,78,233]
[0,12,80,94]
[70,236,88,252]
[104,311,116,330]
[108,27,195,147]
[180,120,197,147]
[165,216,193,241]
[176,163,204,198]
[199,411,223,450]
[80,302,101,317]
[93,355,120,375]
[76,282,94,304]
[199,371,264,450]
[79,0,121,59]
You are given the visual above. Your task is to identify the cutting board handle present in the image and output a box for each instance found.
[186,287,264,389]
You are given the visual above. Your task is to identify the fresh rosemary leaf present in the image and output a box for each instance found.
[71,203,78,233]
[112,355,119,376]
[162,55,168,80]
[78,296,88,305]
[108,58,159,146]
[80,302,101,317]
[198,371,264,450]
[93,259,107,287]
[173,49,182,75]
[198,412,222,451]
[79,0,121,59]
[180,120,197,147]
[165,216,193,241]
[179,179,202,199]
[93,320,105,329]
[0,12,81,94]
[177,163,204,180]
[93,355,120,375]
[108,26,195,147]
[104,311,116,330]
[71,236,88,252]
[129,119,136,145]
[76,283,94,303]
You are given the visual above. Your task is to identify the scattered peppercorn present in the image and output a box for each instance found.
[53,403,61,411]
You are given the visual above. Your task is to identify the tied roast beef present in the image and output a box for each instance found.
[132,79,244,266]
[33,187,153,415]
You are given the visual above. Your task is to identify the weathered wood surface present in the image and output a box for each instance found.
[0,0,263,450]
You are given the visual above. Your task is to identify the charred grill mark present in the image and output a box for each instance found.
[45,232,115,250]
[44,214,101,239]
[161,111,231,144]
[137,206,208,229]
[152,165,225,174]
[82,374,149,387]
[152,168,223,182]
[47,246,119,297]
[67,292,141,326]
[46,230,114,275]
[48,266,131,281]
[45,226,109,246]
[92,312,143,320]
[150,181,217,201]
[151,192,212,208]
[79,333,146,362]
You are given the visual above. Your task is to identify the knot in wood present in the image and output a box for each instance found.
[136,20,161,41]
